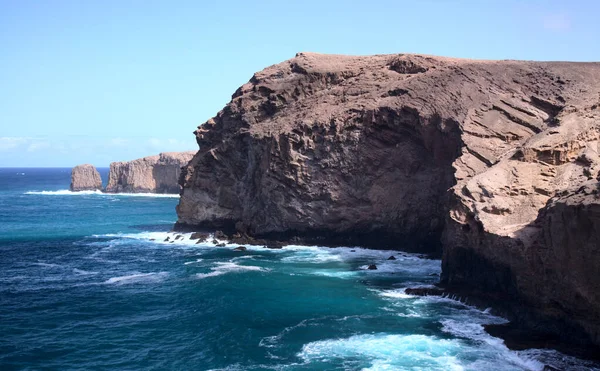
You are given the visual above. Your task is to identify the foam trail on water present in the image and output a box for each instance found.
[25,190,180,198]
[196,262,268,279]
[104,272,168,285]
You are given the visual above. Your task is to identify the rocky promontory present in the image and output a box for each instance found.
[175,52,600,347]
[71,151,195,194]
[105,151,195,193]
[70,164,102,191]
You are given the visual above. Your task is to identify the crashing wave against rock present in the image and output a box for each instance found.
[175,52,600,348]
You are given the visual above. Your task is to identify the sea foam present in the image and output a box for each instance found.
[298,333,464,371]
[25,190,180,198]
[104,272,168,285]
[196,262,268,279]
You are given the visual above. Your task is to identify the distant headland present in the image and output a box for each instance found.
[71,151,195,194]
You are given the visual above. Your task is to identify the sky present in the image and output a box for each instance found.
[1,0,599,167]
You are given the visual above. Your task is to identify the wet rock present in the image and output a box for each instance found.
[367,264,378,270]
[216,243,226,247]
[190,232,209,242]
[212,239,218,244]
[404,287,445,296]
[387,255,397,260]
[175,235,183,240]
[265,241,284,249]
[164,237,170,242]
[233,246,247,251]
[214,230,228,240]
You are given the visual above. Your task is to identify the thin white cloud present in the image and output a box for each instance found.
[110,137,129,146]
[27,141,51,152]
[0,137,30,151]
[542,13,571,31]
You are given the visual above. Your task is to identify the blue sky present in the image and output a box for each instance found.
[1,0,598,167]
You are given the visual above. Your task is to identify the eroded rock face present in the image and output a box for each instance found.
[176,52,600,345]
[70,164,102,191]
[105,152,195,193]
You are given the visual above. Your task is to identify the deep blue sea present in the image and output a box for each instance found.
[1,168,598,370]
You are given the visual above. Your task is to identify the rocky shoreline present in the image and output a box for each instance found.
[174,52,600,349]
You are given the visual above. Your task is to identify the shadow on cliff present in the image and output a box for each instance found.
[440,186,600,360]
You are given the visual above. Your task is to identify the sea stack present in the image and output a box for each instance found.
[175,52,600,347]
[105,151,195,193]
[70,164,102,191]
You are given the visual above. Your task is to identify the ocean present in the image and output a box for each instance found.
[0,168,597,370]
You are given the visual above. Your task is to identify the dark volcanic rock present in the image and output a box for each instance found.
[405,287,445,296]
[367,264,378,270]
[214,230,228,240]
[190,232,209,242]
[387,255,397,260]
[70,164,102,191]
[175,52,600,347]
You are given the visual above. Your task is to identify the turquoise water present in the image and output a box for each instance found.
[0,168,597,370]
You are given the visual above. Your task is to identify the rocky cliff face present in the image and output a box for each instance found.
[70,164,102,191]
[176,52,600,345]
[105,152,195,193]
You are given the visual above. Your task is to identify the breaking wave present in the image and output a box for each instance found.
[25,190,180,198]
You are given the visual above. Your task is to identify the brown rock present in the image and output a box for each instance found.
[105,151,195,193]
[174,52,600,347]
[70,164,102,191]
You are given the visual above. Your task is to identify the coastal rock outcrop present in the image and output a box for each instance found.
[70,164,102,191]
[175,52,600,346]
[105,151,195,193]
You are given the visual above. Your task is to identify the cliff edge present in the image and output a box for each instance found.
[175,52,600,346]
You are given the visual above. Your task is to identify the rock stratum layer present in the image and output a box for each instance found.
[105,152,195,193]
[70,164,102,191]
[176,52,600,346]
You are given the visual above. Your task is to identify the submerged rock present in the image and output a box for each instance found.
[70,164,102,192]
[233,246,247,251]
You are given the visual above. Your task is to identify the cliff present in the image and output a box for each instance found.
[175,52,600,345]
[105,151,195,193]
[70,164,102,191]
